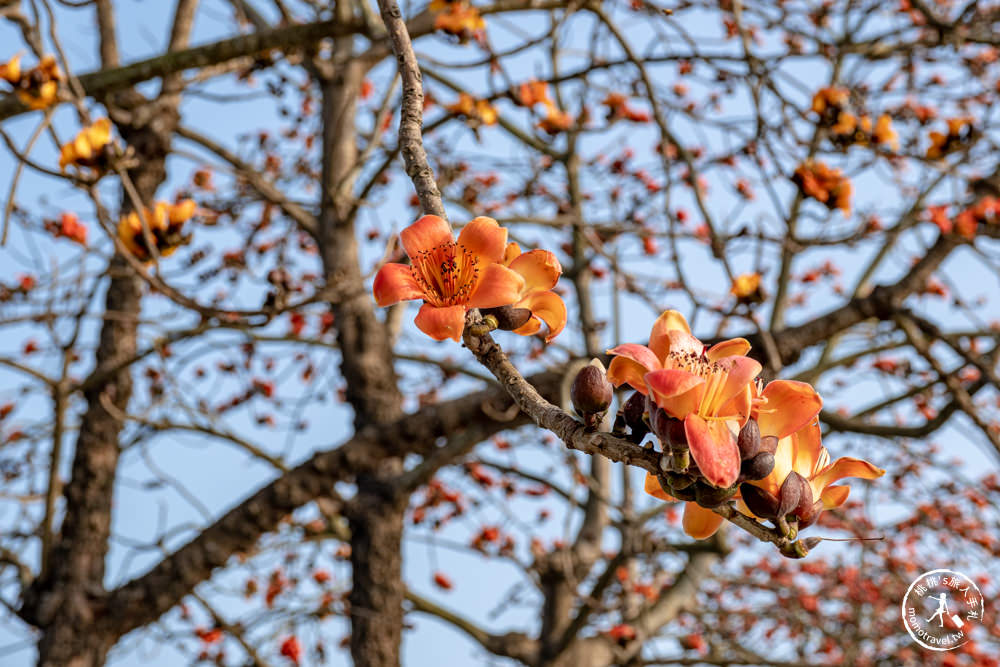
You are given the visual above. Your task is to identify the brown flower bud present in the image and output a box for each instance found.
[622,391,648,442]
[737,418,761,459]
[740,483,780,520]
[481,305,533,331]
[740,451,775,481]
[694,481,738,508]
[758,435,779,455]
[571,360,613,418]
[778,471,809,519]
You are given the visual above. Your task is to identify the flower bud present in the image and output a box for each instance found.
[740,451,775,481]
[778,471,809,519]
[737,418,761,459]
[571,360,613,420]
[694,481,738,508]
[622,391,649,442]
[481,305,533,331]
[740,483,780,520]
[758,435,779,455]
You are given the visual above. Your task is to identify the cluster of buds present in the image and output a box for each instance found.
[926,117,975,160]
[810,87,898,151]
[59,118,118,175]
[0,54,62,110]
[431,0,486,44]
[793,160,852,216]
[117,200,197,260]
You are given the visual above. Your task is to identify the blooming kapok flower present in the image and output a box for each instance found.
[0,54,62,110]
[793,160,852,216]
[117,200,196,260]
[608,310,761,488]
[431,0,486,43]
[445,93,498,127]
[742,417,884,527]
[373,215,525,342]
[642,378,826,539]
[59,118,114,172]
[499,242,566,342]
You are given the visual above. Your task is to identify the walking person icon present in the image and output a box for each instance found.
[926,593,950,628]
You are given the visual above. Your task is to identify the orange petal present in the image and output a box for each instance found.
[682,502,725,539]
[607,343,661,371]
[607,356,651,394]
[643,472,676,501]
[706,356,762,416]
[515,290,566,341]
[685,413,739,488]
[414,303,467,342]
[401,215,452,258]
[645,369,705,419]
[373,263,424,307]
[789,420,824,477]
[716,385,752,425]
[706,337,751,361]
[648,309,692,361]
[502,241,521,265]
[663,330,704,359]
[467,263,524,309]
[509,249,561,292]
[756,380,823,439]
[756,433,795,497]
[820,485,850,509]
[512,316,541,337]
[811,457,885,497]
[457,216,508,262]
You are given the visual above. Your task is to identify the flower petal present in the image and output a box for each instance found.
[789,420,824,477]
[607,357,651,394]
[643,472,676,501]
[706,337,751,361]
[716,386,753,426]
[607,343,661,371]
[515,290,566,341]
[503,241,521,265]
[685,413,739,488]
[414,303,467,341]
[509,249,561,292]
[467,263,525,309]
[682,502,725,539]
[457,216,508,262]
[663,330,704,359]
[373,264,423,307]
[706,356,762,416]
[400,215,452,259]
[648,309,692,361]
[756,380,823,439]
[820,485,850,509]
[645,369,705,419]
[512,316,541,337]
[811,457,885,497]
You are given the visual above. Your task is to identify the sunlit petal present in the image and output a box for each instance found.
[685,413,740,488]
[607,343,661,371]
[457,216,508,262]
[648,309,692,361]
[706,356,762,415]
[682,502,725,539]
[467,263,525,309]
[515,290,566,341]
[756,380,823,439]
[705,337,751,361]
[509,249,561,292]
[811,457,885,496]
[414,303,467,342]
[400,214,452,258]
[373,263,424,306]
[645,369,705,419]
[819,485,850,509]
[643,472,676,501]
[607,357,651,394]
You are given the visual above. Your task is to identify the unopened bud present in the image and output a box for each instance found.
[571,360,613,419]
[778,471,808,519]
[758,435,779,455]
[481,305,533,331]
[740,451,775,481]
[740,483,780,520]
[737,419,761,459]
[694,481,738,508]
[622,391,649,442]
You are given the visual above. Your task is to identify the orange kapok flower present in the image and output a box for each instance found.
[117,199,196,260]
[873,114,898,151]
[742,416,884,527]
[518,80,552,107]
[608,310,761,487]
[811,87,848,115]
[373,215,526,342]
[3,55,62,110]
[793,160,852,216]
[498,241,566,342]
[730,272,763,303]
[432,0,486,42]
[445,93,497,126]
[926,117,973,159]
[537,104,573,134]
[59,118,115,172]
